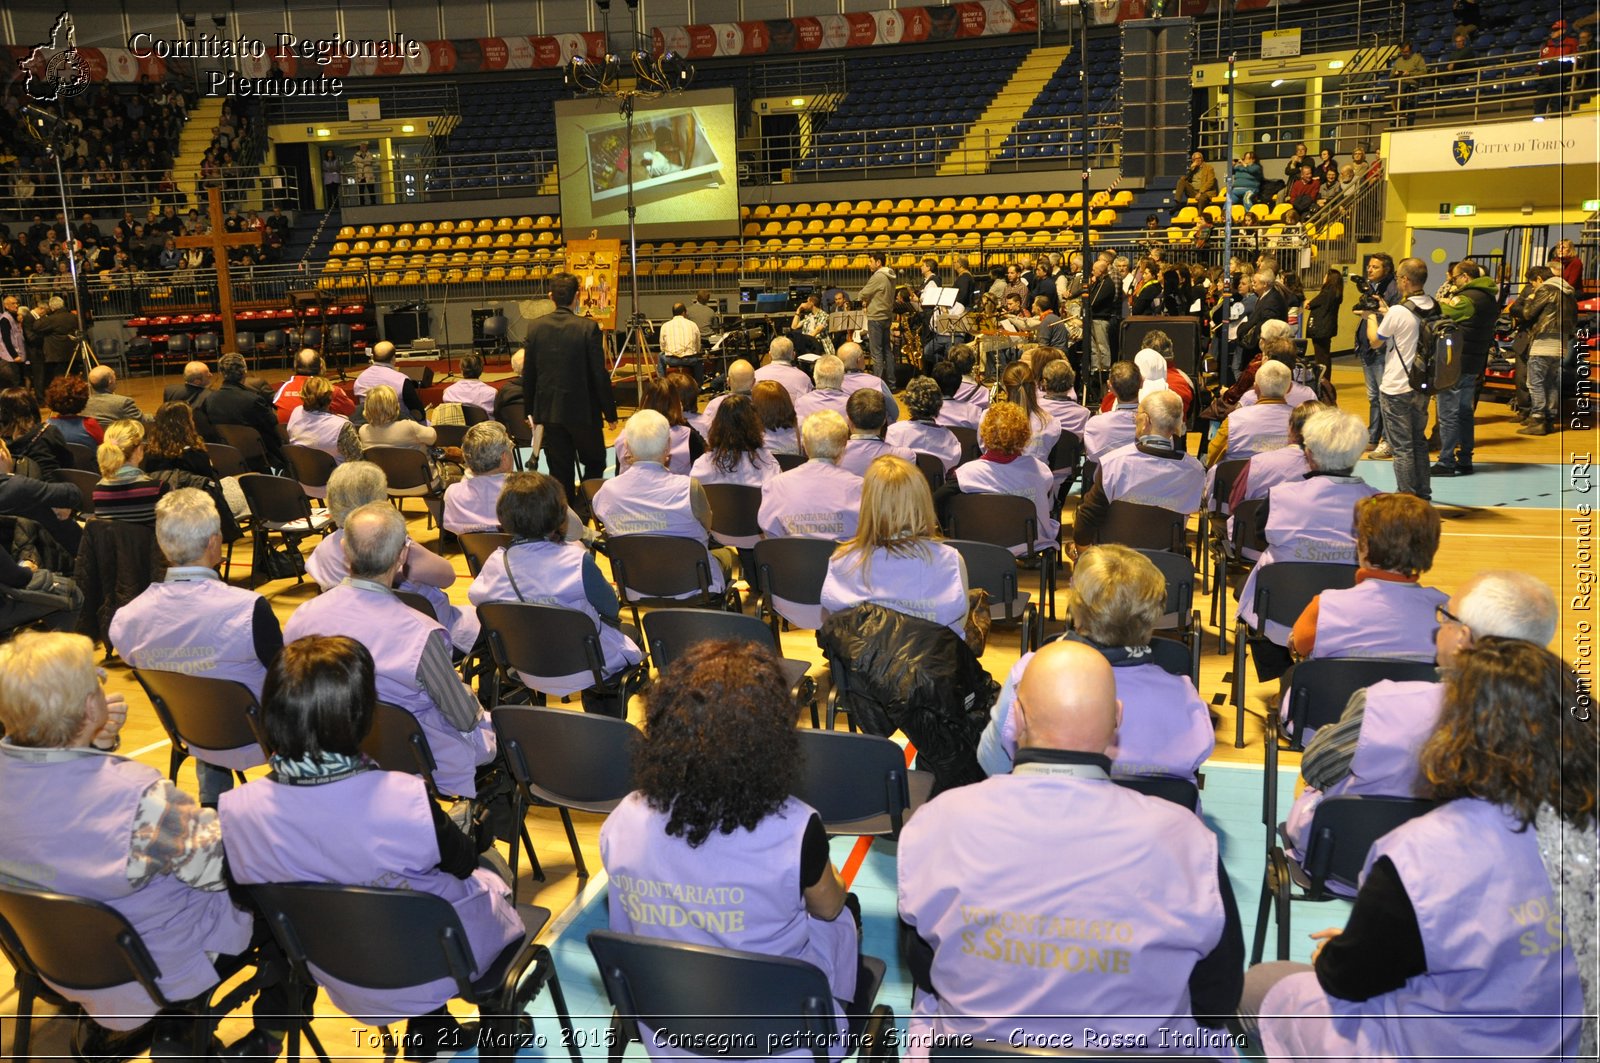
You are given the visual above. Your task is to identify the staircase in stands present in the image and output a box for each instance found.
[937,44,1075,177]
[171,97,225,212]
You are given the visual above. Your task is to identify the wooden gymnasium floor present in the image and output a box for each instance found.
[0,355,1587,1059]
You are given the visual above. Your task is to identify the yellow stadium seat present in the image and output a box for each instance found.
[534,216,555,228]
[976,213,1000,229]
[487,266,507,281]
[1249,203,1271,220]
[351,241,370,254]
[1230,205,1247,223]
[378,271,400,286]
[1110,190,1134,208]
[515,217,534,230]
[331,242,350,256]
[337,226,356,240]
[508,266,529,281]
[790,203,811,217]
[811,202,831,217]
[492,249,510,263]
[416,222,436,235]
[1042,193,1067,210]
[396,223,415,236]
[1173,207,1199,225]
[357,225,377,238]
[435,221,456,235]
[998,212,1023,229]
[401,270,422,284]
[1020,194,1044,210]
[377,224,396,238]
[429,253,448,267]
[425,269,443,283]
[474,234,494,248]
[372,240,392,254]
[495,217,514,231]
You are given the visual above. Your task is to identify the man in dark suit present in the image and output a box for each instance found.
[1238,267,1288,359]
[24,296,79,399]
[203,353,284,472]
[522,272,617,512]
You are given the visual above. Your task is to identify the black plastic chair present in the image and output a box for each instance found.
[1093,500,1188,555]
[949,424,980,464]
[215,424,272,474]
[1253,796,1438,964]
[0,880,281,1063]
[475,314,510,356]
[1134,547,1202,685]
[792,728,933,837]
[1231,562,1358,748]
[132,669,268,791]
[701,482,763,551]
[280,444,336,501]
[946,492,1058,618]
[1114,773,1201,811]
[947,537,1041,655]
[607,534,739,629]
[460,531,512,577]
[774,451,806,472]
[641,607,820,727]
[478,600,648,711]
[205,441,249,478]
[237,473,332,588]
[1210,497,1270,647]
[914,452,945,493]
[395,589,439,620]
[259,329,288,365]
[60,466,98,514]
[363,445,444,541]
[246,882,580,1063]
[491,704,641,893]
[360,701,445,800]
[63,440,96,472]
[753,535,837,635]
[588,930,895,1063]
[432,423,467,450]
[1198,456,1250,594]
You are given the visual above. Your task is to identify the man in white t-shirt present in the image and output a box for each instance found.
[1362,256,1433,501]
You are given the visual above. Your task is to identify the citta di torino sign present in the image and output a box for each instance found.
[1387,117,1600,174]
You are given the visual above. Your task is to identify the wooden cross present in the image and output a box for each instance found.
[174,187,262,355]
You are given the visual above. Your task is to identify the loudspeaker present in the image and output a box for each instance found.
[1121,19,1195,182]
[383,309,429,346]
[1120,315,1203,379]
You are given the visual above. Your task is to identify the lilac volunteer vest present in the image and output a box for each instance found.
[0,748,253,1028]
[1311,579,1446,661]
[1083,405,1138,464]
[306,532,479,655]
[441,378,497,416]
[953,379,990,409]
[758,462,863,540]
[466,540,643,696]
[793,388,850,425]
[935,399,983,431]
[754,362,813,401]
[283,583,494,798]
[689,448,779,488]
[1098,445,1206,514]
[286,406,351,465]
[592,462,724,596]
[898,771,1228,1059]
[842,371,896,418]
[1221,403,1292,460]
[1241,382,1317,408]
[1039,395,1091,440]
[763,426,800,456]
[616,424,694,476]
[442,471,506,535]
[354,362,410,401]
[220,770,522,1025]
[953,456,1059,552]
[109,573,269,771]
[821,543,968,636]
[1262,798,1584,1061]
[702,390,751,427]
[1236,475,1378,641]
[886,421,962,473]
[838,436,918,478]
[1227,447,1309,547]
[601,792,858,1055]
[1023,411,1062,464]
[1285,681,1442,859]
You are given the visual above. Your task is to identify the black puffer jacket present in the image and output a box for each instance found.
[817,604,997,795]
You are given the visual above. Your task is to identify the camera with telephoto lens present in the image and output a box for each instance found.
[1350,274,1381,313]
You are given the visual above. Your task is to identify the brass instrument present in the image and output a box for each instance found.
[894,284,922,365]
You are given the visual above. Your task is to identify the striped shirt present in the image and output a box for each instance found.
[93,465,167,526]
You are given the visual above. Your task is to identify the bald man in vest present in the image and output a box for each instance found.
[898,640,1243,1056]
[354,341,425,419]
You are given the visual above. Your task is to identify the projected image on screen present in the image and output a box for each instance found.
[557,88,740,241]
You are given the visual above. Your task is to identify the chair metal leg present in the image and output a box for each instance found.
[530,951,582,1063]
[559,807,588,878]
[1233,621,1249,748]
[506,792,524,904]
[378,1024,399,1062]
[1274,855,1293,962]
[11,979,32,1063]
[521,823,545,883]
[1250,862,1274,966]
[168,747,185,784]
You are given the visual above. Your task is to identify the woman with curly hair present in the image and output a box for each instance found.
[996,361,1060,463]
[44,375,102,448]
[885,375,961,473]
[751,379,800,456]
[600,638,861,1031]
[1247,637,1597,1059]
[945,400,1058,551]
[615,373,704,474]
[0,386,72,481]
[688,392,777,488]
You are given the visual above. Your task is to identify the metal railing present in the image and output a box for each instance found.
[257,82,463,126]
[1194,0,1403,63]
[391,148,556,202]
[1387,46,1577,127]
[0,168,299,219]
[784,114,1122,182]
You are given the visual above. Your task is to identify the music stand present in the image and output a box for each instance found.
[289,288,331,374]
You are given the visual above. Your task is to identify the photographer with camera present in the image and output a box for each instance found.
[1361,256,1434,500]
[1352,254,1400,456]
[1432,261,1499,474]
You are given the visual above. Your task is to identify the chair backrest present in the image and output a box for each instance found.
[1251,562,1359,629]
[945,538,1021,609]
[1047,430,1084,476]
[167,333,191,356]
[496,398,533,445]
[1281,658,1439,748]
[1207,457,1251,514]
[949,425,980,464]
[64,441,97,472]
[791,728,914,835]
[395,590,439,620]
[641,608,780,672]
[1230,497,1269,554]
[1144,636,1193,679]
[260,329,287,352]
[607,534,714,602]
[133,669,265,754]
[700,483,764,544]
[1096,501,1186,554]
[1301,796,1439,894]
[478,600,607,690]
[237,472,313,525]
[0,882,169,1003]
[460,531,511,577]
[491,704,641,810]
[215,424,267,463]
[1114,773,1200,811]
[587,930,843,1063]
[360,702,440,795]
[913,452,945,492]
[60,466,98,513]
[461,404,489,426]
[363,445,433,493]
[753,536,836,618]
[946,492,1038,552]
[281,444,336,492]
[774,452,805,472]
[204,442,249,478]
[1133,546,1195,626]
[431,423,467,450]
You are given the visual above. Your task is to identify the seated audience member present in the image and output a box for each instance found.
[1237,408,1378,645]
[0,386,72,480]
[143,401,249,521]
[491,348,525,424]
[1244,638,1593,1060]
[1227,400,1323,520]
[949,346,990,409]
[838,388,916,477]
[1283,571,1558,863]
[439,353,497,417]
[94,419,167,525]
[1039,360,1090,440]
[358,384,435,453]
[219,635,522,1053]
[902,640,1242,1047]
[85,365,148,425]
[996,362,1061,463]
[838,340,900,422]
[285,502,495,798]
[943,401,1058,553]
[307,461,478,656]
[1073,391,1204,547]
[689,393,779,488]
[979,545,1213,780]
[442,422,514,535]
[1206,359,1294,467]
[930,360,984,431]
[1288,493,1446,661]
[758,409,863,540]
[793,354,851,425]
[353,340,423,416]
[753,336,813,401]
[701,359,755,427]
[467,472,643,705]
[286,375,360,463]
[751,380,801,456]
[601,640,862,1037]
[821,455,970,636]
[110,489,280,806]
[615,374,704,475]
[205,353,284,471]
[667,370,709,439]
[594,409,728,597]
[886,375,962,474]
[1082,361,1141,464]
[0,631,292,1055]
[0,436,81,553]
[45,374,102,448]
[274,349,354,424]
[1238,344,1318,410]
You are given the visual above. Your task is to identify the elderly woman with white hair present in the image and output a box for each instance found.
[442,421,514,535]
[1206,359,1295,467]
[758,408,863,540]
[1072,390,1204,548]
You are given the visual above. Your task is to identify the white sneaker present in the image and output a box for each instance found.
[1372,440,1393,459]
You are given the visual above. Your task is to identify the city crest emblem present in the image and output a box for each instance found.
[1451,133,1475,167]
